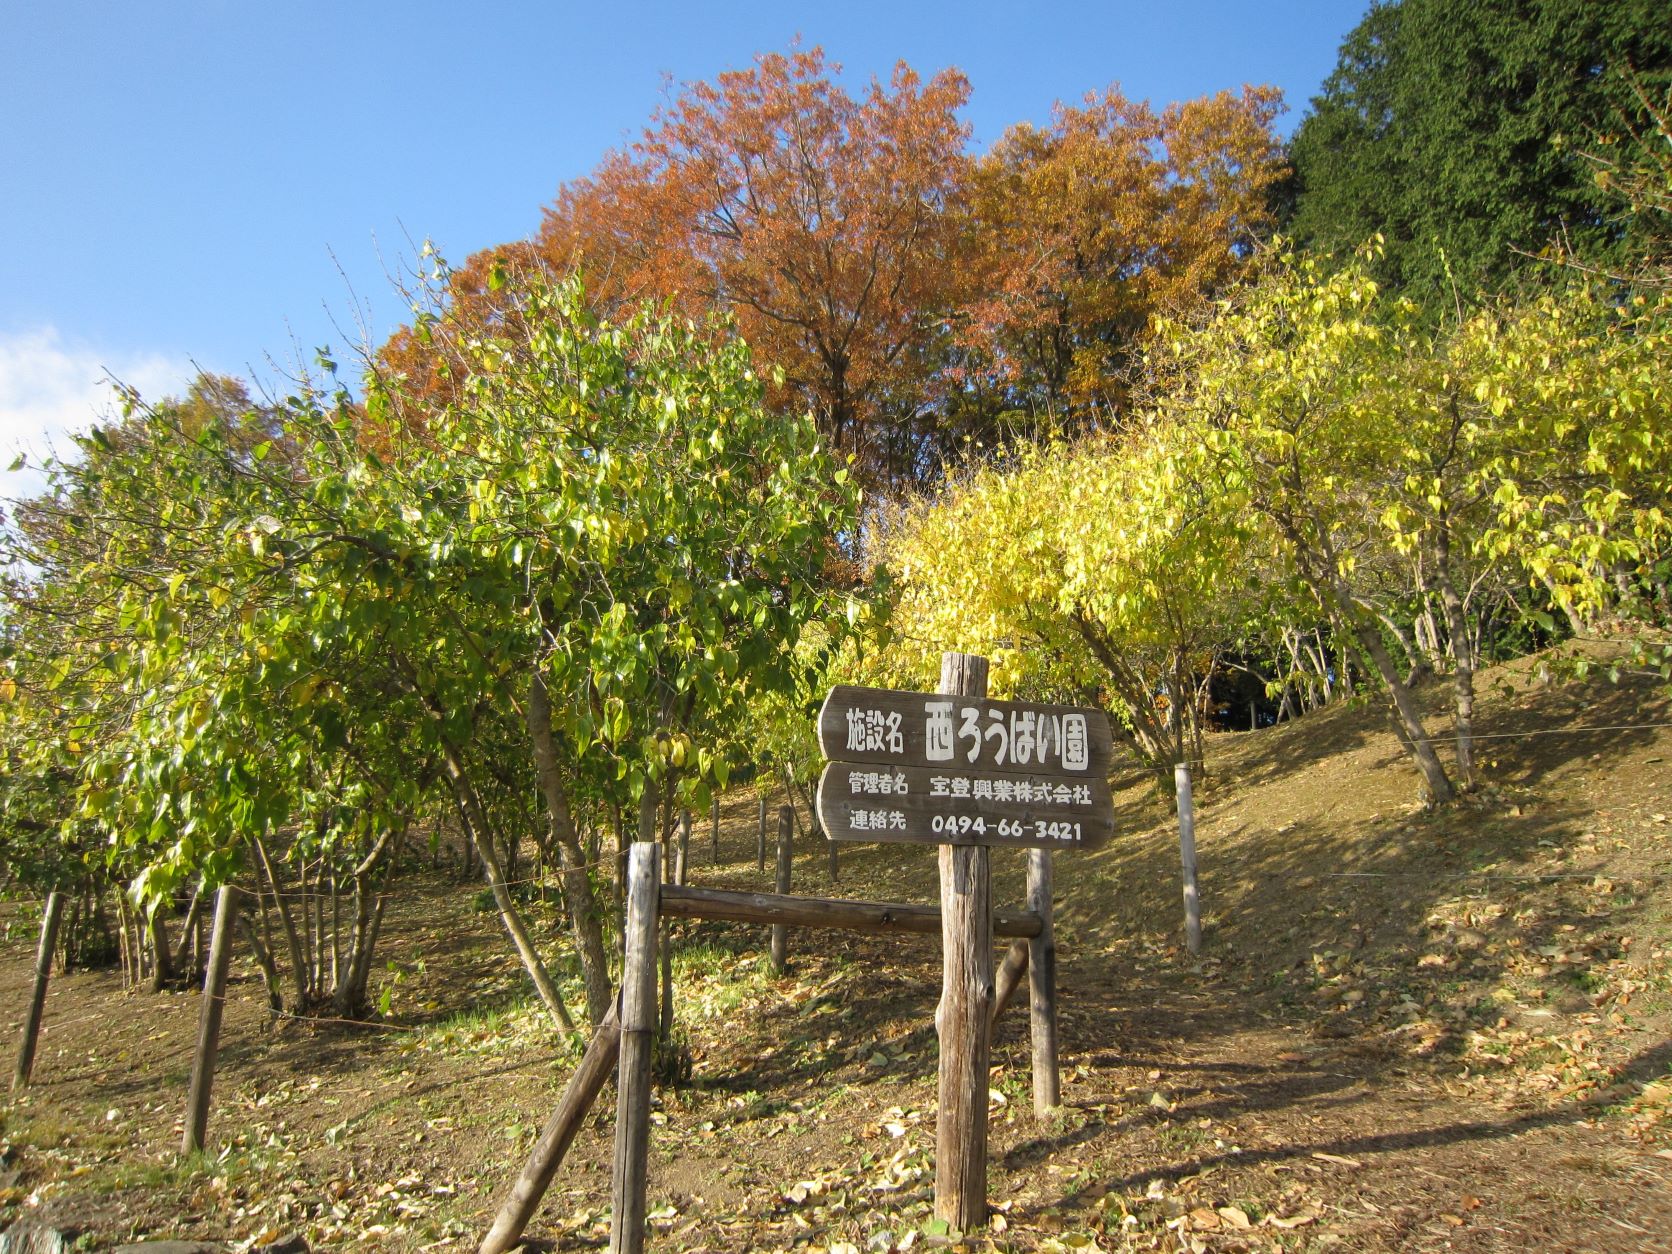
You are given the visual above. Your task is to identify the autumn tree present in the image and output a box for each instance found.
[960,85,1286,431]
[520,48,975,489]
[876,432,1261,774]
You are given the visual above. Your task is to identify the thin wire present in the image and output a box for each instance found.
[1458,720,1672,742]
[1103,718,1672,781]
[1316,869,1672,885]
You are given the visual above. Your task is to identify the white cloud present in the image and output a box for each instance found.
[0,327,195,503]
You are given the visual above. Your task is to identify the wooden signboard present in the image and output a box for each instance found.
[816,762,1115,849]
[816,685,1116,852]
[817,685,1114,776]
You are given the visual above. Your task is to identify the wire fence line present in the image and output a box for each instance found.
[1315,869,1672,885]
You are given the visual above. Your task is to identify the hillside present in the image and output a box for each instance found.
[3,643,1670,1252]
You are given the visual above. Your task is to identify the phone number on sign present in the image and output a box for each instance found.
[929,814,1083,842]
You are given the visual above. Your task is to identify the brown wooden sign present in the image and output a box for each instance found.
[816,762,1115,851]
[817,685,1113,778]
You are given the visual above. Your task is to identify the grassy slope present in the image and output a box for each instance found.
[2,643,1670,1251]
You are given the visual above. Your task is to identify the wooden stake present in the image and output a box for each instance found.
[677,810,690,886]
[611,838,660,1254]
[1175,763,1201,956]
[658,831,674,1049]
[1026,849,1060,1114]
[989,939,1029,1032]
[12,889,64,1091]
[182,885,238,1154]
[934,652,992,1232]
[757,794,767,873]
[480,1000,622,1254]
[770,805,793,973]
[658,790,674,1047]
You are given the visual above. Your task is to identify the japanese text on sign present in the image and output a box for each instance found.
[844,707,904,756]
[843,700,1090,771]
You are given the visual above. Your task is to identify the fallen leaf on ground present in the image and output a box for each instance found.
[1268,1209,1320,1229]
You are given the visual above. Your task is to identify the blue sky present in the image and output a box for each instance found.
[0,0,1364,498]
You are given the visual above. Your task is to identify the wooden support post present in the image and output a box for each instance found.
[1175,763,1202,957]
[480,1001,621,1254]
[935,651,992,1232]
[658,867,674,1050]
[182,884,238,1155]
[1026,850,1060,1115]
[756,795,767,874]
[676,810,690,887]
[711,796,720,863]
[13,889,64,1091]
[770,806,793,973]
[989,939,1029,1032]
[611,839,660,1254]
[826,821,839,886]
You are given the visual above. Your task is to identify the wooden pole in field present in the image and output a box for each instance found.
[934,651,992,1231]
[756,795,767,873]
[1175,763,1202,957]
[1026,849,1060,1114]
[13,889,64,1091]
[182,884,238,1154]
[611,837,660,1254]
[711,796,720,863]
[770,806,793,973]
[480,1001,621,1254]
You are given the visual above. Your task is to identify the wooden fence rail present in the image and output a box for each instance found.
[658,884,1043,939]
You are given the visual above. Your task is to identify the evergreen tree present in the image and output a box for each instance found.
[1287,0,1671,300]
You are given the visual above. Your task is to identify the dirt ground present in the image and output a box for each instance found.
[3,646,1671,1252]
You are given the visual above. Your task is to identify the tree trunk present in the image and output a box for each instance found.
[145,903,174,993]
[171,881,205,981]
[253,835,306,1010]
[13,889,64,1090]
[237,908,284,1014]
[1343,608,1455,804]
[1430,522,1477,790]
[332,823,399,1017]
[442,746,576,1032]
[334,871,373,1017]
[527,671,616,1028]
[347,893,387,1014]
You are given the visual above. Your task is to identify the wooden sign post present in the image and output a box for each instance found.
[815,660,1115,1231]
[504,671,1116,1254]
[815,685,1114,851]
[933,652,993,1231]
[497,672,1114,1254]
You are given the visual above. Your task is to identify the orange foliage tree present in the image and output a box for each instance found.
[378,54,1286,490]
[960,85,1286,430]
[531,48,974,488]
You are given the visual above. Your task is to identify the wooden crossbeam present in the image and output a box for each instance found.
[657,883,1043,939]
